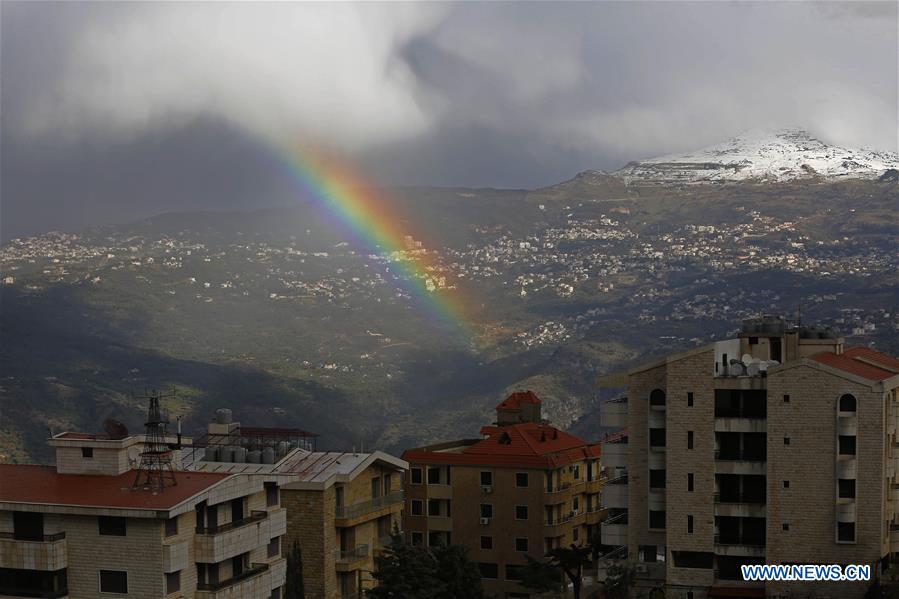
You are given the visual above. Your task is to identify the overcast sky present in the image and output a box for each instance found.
[2,1,896,240]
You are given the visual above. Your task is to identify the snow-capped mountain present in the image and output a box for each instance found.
[614,129,899,184]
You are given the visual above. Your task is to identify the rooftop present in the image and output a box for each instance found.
[0,464,230,511]
[496,390,541,411]
[403,422,599,469]
[811,346,899,383]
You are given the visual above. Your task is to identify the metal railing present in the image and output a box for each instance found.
[197,562,269,592]
[334,544,370,563]
[0,531,66,542]
[336,490,403,520]
[197,510,267,534]
[602,512,628,526]
[546,481,572,493]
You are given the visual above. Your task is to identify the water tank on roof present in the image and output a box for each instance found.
[215,408,232,424]
[203,446,219,461]
[234,447,248,463]
[262,447,276,464]
[277,441,290,457]
[247,450,261,464]
[220,445,236,462]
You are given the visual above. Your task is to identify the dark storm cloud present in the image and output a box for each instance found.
[2,1,896,239]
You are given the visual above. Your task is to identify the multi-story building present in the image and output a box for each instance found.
[402,391,604,599]
[600,316,899,599]
[0,430,287,599]
[185,410,407,599]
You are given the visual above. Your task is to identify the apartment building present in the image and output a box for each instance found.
[402,391,604,598]
[599,316,899,599]
[0,431,287,599]
[185,410,407,599]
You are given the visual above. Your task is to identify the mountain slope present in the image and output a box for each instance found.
[614,129,899,184]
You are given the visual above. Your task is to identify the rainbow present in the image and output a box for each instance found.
[272,144,474,339]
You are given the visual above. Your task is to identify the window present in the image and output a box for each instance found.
[687,592,695,599]
[782,523,789,531]
[783,394,790,403]
[99,570,128,594]
[839,435,857,455]
[572,496,579,511]
[837,522,856,543]
[516,472,529,487]
[505,564,526,581]
[650,389,666,406]
[480,504,493,519]
[335,485,344,508]
[687,515,694,534]
[515,505,529,520]
[165,517,178,537]
[265,482,279,507]
[82,447,94,458]
[687,431,694,449]
[383,473,392,493]
[649,469,666,489]
[838,478,856,499]
[687,473,694,492]
[267,536,280,558]
[649,510,666,530]
[649,428,666,447]
[573,465,580,479]
[671,551,713,569]
[411,531,424,546]
[166,571,180,594]
[480,536,493,550]
[784,437,791,446]
[515,537,528,552]
[13,512,44,541]
[410,499,423,516]
[371,477,382,499]
[573,527,579,541]
[480,471,493,486]
[98,516,126,536]
[428,499,441,517]
[687,392,694,407]
[479,563,498,579]
[839,394,857,412]
[270,587,282,599]
[427,467,439,485]
[783,480,790,489]
[410,468,422,484]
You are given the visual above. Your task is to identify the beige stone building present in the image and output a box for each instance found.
[402,391,605,599]
[184,411,407,599]
[600,316,899,599]
[0,431,287,599]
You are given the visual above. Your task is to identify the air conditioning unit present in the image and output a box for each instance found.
[635,564,648,574]
[479,517,491,525]
[481,485,493,494]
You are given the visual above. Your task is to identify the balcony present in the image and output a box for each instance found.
[195,562,271,599]
[714,418,766,434]
[714,494,766,518]
[648,488,665,511]
[601,513,628,546]
[601,442,627,470]
[601,398,628,428]
[837,457,857,479]
[546,481,573,494]
[335,490,404,525]
[836,501,857,523]
[603,479,628,509]
[334,545,370,571]
[0,532,67,571]
[196,510,285,564]
[714,535,766,558]
[714,451,767,476]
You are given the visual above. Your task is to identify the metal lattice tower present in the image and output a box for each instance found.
[132,389,178,492]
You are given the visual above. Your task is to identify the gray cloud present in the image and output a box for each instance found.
[2,1,896,238]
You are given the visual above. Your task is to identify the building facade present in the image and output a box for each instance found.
[402,391,604,598]
[0,432,287,599]
[600,316,899,599]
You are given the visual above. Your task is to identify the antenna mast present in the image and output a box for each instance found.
[132,389,178,492]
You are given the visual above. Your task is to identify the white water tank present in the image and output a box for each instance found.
[247,450,261,464]
[262,447,276,464]
[234,447,248,463]
[215,408,232,424]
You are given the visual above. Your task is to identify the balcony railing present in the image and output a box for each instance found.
[197,510,267,534]
[714,451,766,462]
[602,512,628,526]
[607,474,628,485]
[197,562,269,592]
[336,490,404,520]
[334,544,370,563]
[713,493,766,505]
[0,531,66,542]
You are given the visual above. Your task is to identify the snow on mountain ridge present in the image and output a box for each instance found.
[614,128,899,184]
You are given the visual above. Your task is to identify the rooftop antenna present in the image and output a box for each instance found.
[797,303,802,328]
[132,388,177,493]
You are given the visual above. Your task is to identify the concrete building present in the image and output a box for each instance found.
[402,391,605,598]
[185,411,407,599]
[599,316,899,599]
[0,431,287,599]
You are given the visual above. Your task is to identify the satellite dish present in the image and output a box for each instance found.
[741,354,754,365]
[103,419,129,440]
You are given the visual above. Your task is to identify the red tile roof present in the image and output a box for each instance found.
[811,346,899,382]
[403,422,600,469]
[0,465,230,511]
[496,390,540,411]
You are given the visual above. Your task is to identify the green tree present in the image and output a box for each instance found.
[432,543,484,599]
[519,553,564,595]
[603,560,636,599]
[284,540,305,599]
[546,544,593,599]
